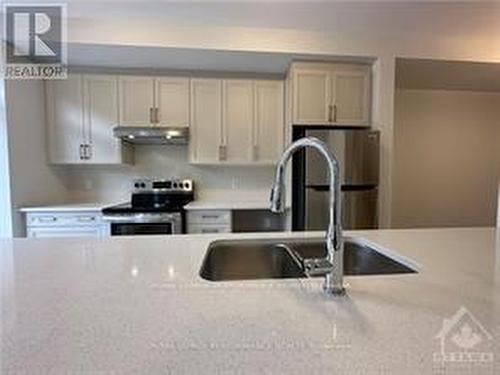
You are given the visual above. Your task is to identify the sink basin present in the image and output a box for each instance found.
[199,238,417,281]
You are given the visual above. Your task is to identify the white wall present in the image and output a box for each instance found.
[5,80,71,236]
[393,89,500,228]
[0,78,13,238]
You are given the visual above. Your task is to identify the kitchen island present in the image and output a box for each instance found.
[2,228,499,374]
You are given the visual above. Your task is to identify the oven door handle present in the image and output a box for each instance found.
[102,214,180,223]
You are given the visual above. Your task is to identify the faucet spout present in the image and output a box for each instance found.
[270,137,345,296]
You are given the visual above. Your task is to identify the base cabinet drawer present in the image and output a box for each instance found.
[27,226,107,238]
[187,224,232,234]
[25,211,109,238]
[27,212,102,227]
[187,210,231,225]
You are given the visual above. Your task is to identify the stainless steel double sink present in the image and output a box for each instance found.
[199,238,417,281]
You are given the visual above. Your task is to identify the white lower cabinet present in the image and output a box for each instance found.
[186,210,232,234]
[26,211,109,238]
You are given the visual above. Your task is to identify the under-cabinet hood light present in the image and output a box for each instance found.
[113,126,189,145]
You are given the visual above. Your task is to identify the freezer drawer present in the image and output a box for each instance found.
[305,187,378,230]
[305,129,379,186]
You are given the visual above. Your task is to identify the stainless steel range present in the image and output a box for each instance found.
[102,179,194,236]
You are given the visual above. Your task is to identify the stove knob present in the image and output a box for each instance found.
[173,182,178,189]
[134,182,140,189]
[184,182,190,189]
[140,183,146,189]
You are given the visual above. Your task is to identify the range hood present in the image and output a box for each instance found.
[113,126,189,145]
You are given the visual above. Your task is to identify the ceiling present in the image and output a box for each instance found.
[396,58,500,92]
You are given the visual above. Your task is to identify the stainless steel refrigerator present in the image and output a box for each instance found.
[292,128,380,230]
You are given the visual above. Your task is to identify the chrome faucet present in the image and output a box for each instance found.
[270,137,345,296]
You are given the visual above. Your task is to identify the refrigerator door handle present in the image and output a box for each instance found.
[306,184,378,192]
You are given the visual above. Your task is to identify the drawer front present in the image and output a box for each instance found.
[27,226,103,238]
[187,210,231,225]
[27,212,103,227]
[188,224,231,234]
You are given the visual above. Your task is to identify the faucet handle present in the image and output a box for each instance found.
[303,258,334,277]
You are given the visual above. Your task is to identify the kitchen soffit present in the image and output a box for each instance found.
[68,43,375,75]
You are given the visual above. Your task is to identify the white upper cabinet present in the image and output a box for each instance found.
[48,73,283,166]
[118,76,155,126]
[293,69,330,124]
[46,74,84,164]
[253,80,284,163]
[190,78,284,165]
[189,79,222,164]
[83,75,124,164]
[118,75,190,127]
[155,77,190,127]
[222,80,254,163]
[46,73,131,165]
[331,70,370,125]
[290,62,371,127]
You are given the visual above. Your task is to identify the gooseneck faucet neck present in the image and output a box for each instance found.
[270,137,345,295]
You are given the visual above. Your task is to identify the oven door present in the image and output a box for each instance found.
[103,213,182,236]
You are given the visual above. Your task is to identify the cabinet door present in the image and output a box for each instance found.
[331,70,370,126]
[292,69,330,124]
[83,75,123,164]
[118,76,154,126]
[222,80,254,163]
[46,74,84,164]
[253,80,284,164]
[155,77,190,127]
[189,79,222,163]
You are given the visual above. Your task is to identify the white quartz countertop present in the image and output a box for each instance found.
[20,200,281,212]
[19,202,119,212]
[2,228,500,374]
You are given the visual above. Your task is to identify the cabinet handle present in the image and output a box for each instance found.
[86,144,92,160]
[201,228,220,233]
[218,145,227,161]
[252,145,259,161]
[149,107,155,124]
[154,108,160,124]
[328,105,333,122]
[77,216,96,222]
[201,215,221,219]
[333,104,337,122]
[38,216,57,222]
[79,144,84,160]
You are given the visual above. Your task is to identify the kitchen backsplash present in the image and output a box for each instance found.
[62,145,276,203]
